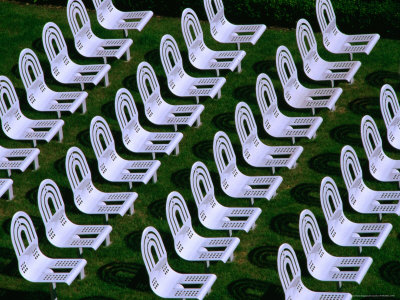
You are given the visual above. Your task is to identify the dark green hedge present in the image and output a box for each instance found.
[25,0,400,38]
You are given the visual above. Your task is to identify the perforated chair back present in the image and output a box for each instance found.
[381,84,400,146]
[181,8,204,51]
[340,145,363,193]
[256,73,279,118]
[213,131,236,176]
[42,22,68,65]
[316,0,336,34]
[67,0,91,37]
[276,46,298,88]
[90,116,115,161]
[160,34,183,78]
[204,0,224,23]
[235,101,258,147]
[191,161,215,208]
[38,179,66,228]
[296,19,317,61]
[320,176,342,222]
[19,48,45,92]
[299,209,322,257]
[137,61,161,106]
[277,243,301,296]
[115,88,140,133]
[0,75,20,119]
[66,146,92,192]
[166,191,192,238]
[361,115,382,160]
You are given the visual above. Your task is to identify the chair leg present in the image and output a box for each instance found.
[104,73,109,87]
[105,234,111,246]
[126,49,131,61]
[152,172,157,183]
[80,83,84,90]
[152,152,155,160]
[216,69,219,76]
[105,214,109,223]
[312,107,315,115]
[237,43,240,50]
[33,140,37,147]
[129,182,132,190]
[206,260,210,268]
[378,213,382,222]
[196,96,199,104]
[103,57,107,64]
[50,283,57,300]
[196,117,201,128]
[123,29,128,37]
[229,229,232,237]
[230,253,234,262]
[129,204,134,215]
[34,156,39,170]
[331,80,334,88]
[58,129,64,142]
[272,167,275,174]
[251,198,254,206]
[350,53,353,61]
[291,137,295,144]
[218,89,221,99]
[79,248,83,257]
[337,281,342,290]
[238,62,242,73]
[57,111,61,119]
[80,268,85,280]
[82,100,87,114]
[7,169,11,177]
[174,145,179,156]
[358,246,362,254]
[8,185,13,200]
[174,124,177,132]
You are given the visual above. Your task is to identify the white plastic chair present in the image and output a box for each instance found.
[137,61,204,131]
[296,19,361,87]
[90,116,160,189]
[299,209,372,288]
[42,22,111,90]
[67,0,132,64]
[256,73,322,144]
[160,34,226,104]
[66,146,137,222]
[316,0,380,60]
[11,211,87,300]
[276,45,342,115]
[277,243,352,300]
[235,101,303,174]
[181,8,246,76]
[0,145,39,176]
[166,191,240,268]
[115,88,183,159]
[361,115,400,187]
[320,176,392,253]
[203,0,266,50]
[38,179,112,256]
[380,84,400,149]
[141,226,217,299]
[19,48,87,119]
[0,179,13,200]
[92,0,153,37]
[213,131,282,205]
[341,145,400,220]
[190,161,261,237]
[0,76,64,147]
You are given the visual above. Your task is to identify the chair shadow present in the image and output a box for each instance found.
[212,112,236,133]
[227,278,284,299]
[101,101,116,120]
[53,156,66,175]
[365,71,400,90]
[252,60,276,76]
[32,37,45,54]
[291,183,322,207]
[124,230,142,252]
[247,245,278,269]
[76,129,92,149]
[121,74,139,92]
[97,262,150,292]
[308,152,341,176]
[0,247,19,277]
[380,261,400,286]
[270,213,299,239]
[147,198,166,220]
[348,97,381,118]
[233,85,255,101]
[330,124,362,147]
[144,49,161,69]
[192,140,214,161]
[171,168,191,189]
[25,186,39,206]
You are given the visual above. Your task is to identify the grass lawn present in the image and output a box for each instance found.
[1,0,400,299]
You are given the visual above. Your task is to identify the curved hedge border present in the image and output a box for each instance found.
[25,0,400,38]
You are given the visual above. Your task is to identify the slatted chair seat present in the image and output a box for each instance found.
[190,161,261,237]
[296,19,361,88]
[204,0,266,50]
[11,211,87,300]
[167,191,239,268]
[66,146,136,222]
[141,226,217,299]
[182,8,246,76]
[0,146,39,176]
[235,101,303,173]
[160,34,226,104]
[43,22,111,90]
[380,84,400,149]
[0,76,64,147]
[67,0,132,64]
[213,131,282,205]
[38,179,112,255]
[92,0,153,37]
[0,179,13,200]
[299,209,372,288]
[278,243,352,300]
[19,48,87,118]
[321,176,392,253]
[90,116,160,189]
[115,88,183,159]
[316,0,379,60]
[361,115,400,187]
[256,73,322,144]
[276,45,342,115]
[341,145,400,220]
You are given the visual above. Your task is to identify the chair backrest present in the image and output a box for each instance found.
[213,131,236,176]
[181,8,204,50]
[276,45,298,88]
[340,145,363,192]
[361,115,382,159]
[256,73,278,116]
[235,101,258,147]
[11,211,39,263]
[320,176,343,222]
[380,84,399,129]
[18,48,45,91]
[67,0,91,37]
[166,191,192,238]
[137,61,162,106]
[38,179,65,227]
[115,88,140,132]
[190,161,215,207]
[0,75,20,118]
[160,34,183,77]
[296,19,317,60]
[42,22,67,64]
[204,0,224,23]
[277,243,302,295]
[90,116,115,160]
[299,209,322,257]
[141,226,168,275]
[316,0,336,33]
[66,146,92,191]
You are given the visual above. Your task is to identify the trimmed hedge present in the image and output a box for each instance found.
[25,0,400,38]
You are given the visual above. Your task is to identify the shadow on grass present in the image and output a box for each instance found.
[247,245,278,269]
[147,198,165,220]
[101,101,116,121]
[212,112,236,133]
[270,213,299,239]
[0,247,19,277]
[233,85,255,101]
[365,71,400,90]
[291,183,322,207]
[171,168,191,189]
[252,60,276,76]
[330,124,362,147]
[227,278,283,299]
[192,140,214,161]
[308,153,341,176]
[348,97,380,118]
[97,262,150,292]
[77,129,91,149]
[380,261,400,286]
[144,49,161,69]
[124,230,142,252]
[122,74,138,92]
[54,156,66,175]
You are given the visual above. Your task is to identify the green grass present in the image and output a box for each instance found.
[1,0,400,299]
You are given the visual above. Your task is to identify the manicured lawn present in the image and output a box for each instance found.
[0,0,400,299]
